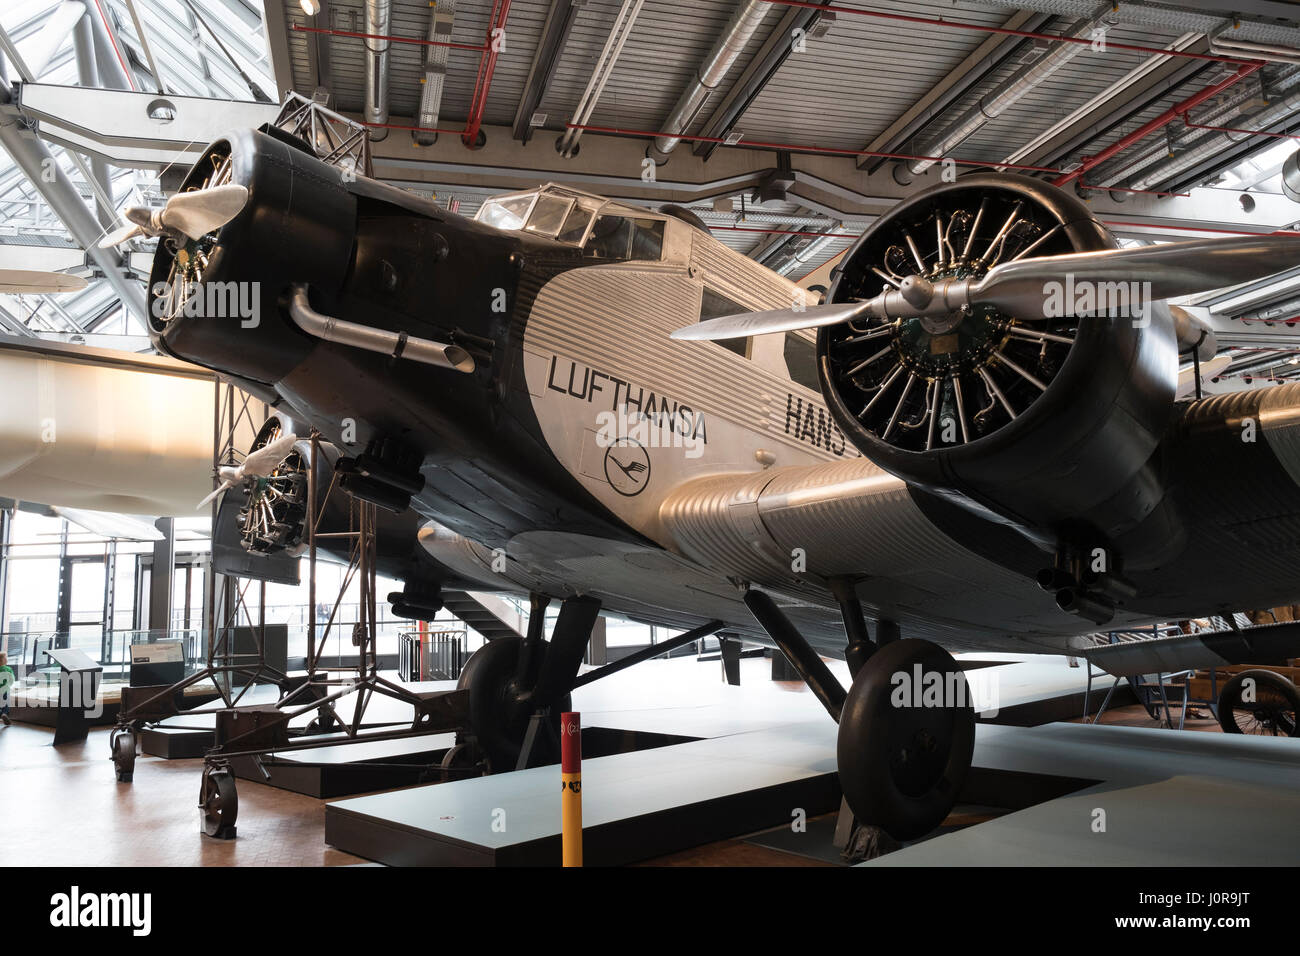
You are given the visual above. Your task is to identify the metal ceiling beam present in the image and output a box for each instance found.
[17,84,279,170]
[257,0,293,101]
[72,10,117,232]
[856,8,1052,173]
[1031,52,1210,171]
[511,0,581,144]
[906,8,1107,177]
[0,86,146,322]
[302,0,334,93]
[649,0,771,163]
[690,2,824,161]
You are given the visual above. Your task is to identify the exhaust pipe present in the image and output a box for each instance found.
[287,285,474,373]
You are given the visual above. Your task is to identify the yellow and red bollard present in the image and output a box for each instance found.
[561,711,582,867]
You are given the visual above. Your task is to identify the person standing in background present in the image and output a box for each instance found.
[0,651,13,725]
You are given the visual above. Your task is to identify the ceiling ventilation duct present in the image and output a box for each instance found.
[906,6,1113,176]
[648,0,771,163]
[365,0,391,141]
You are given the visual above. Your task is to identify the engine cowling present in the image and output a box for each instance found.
[818,173,1179,565]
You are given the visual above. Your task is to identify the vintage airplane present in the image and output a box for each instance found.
[87,120,1300,840]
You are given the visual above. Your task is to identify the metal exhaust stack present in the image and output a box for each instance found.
[288,285,474,373]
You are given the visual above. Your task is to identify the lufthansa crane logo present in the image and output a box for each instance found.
[603,438,651,497]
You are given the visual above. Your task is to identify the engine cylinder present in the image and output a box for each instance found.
[818,173,1178,552]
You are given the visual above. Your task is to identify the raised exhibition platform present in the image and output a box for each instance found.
[324,653,1300,866]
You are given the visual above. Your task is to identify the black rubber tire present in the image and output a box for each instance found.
[457,638,570,772]
[1217,669,1300,736]
[200,769,238,838]
[112,731,136,783]
[837,638,976,841]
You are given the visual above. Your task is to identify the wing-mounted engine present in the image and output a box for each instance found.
[818,173,1180,590]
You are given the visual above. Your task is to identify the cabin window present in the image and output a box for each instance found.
[585,216,665,261]
[700,288,749,358]
[784,332,820,390]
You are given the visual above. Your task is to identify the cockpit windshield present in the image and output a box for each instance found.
[475,185,664,261]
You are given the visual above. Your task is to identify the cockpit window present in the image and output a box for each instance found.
[524,194,574,237]
[585,216,665,261]
[556,205,593,244]
[479,194,534,231]
[476,186,665,259]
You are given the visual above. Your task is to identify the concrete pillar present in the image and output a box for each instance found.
[148,517,174,636]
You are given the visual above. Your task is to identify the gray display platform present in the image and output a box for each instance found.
[229,732,457,798]
[323,653,1300,867]
[325,720,843,866]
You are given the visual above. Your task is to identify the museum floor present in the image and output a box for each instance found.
[0,651,1230,868]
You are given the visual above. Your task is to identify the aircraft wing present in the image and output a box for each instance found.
[1084,621,1300,676]
[0,334,216,516]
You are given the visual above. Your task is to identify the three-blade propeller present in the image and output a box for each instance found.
[671,235,1300,341]
[99,184,251,250]
[196,432,299,510]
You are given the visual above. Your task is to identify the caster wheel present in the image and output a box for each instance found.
[199,767,238,839]
[304,712,337,736]
[1218,669,1300,736]
[837,638,975,841]
[456,638,569,772]
[439,742,484,779]
[111,730,137,783]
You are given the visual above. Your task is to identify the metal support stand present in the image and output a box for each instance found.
[719,635,742,685]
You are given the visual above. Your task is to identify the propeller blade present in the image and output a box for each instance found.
[97,222,147,249]
[160,183,250,241]
[671,299,872,341]
[51,507,164,541]
[238,433,299,479]
[196,479,234,510]
[0,269,89,294]
[974,235,1300,318]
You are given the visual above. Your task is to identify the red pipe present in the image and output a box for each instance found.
[1053,62,1265,187]
[1181,117,1300,141]
[563,122,1063,173]
[290,24,488,53]
[463,0,511,147]
[760,0,1254,65]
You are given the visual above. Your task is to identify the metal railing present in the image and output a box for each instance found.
[398,629,466,681]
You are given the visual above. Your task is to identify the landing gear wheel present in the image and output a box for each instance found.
[837,638,975,841]
[1217,669,1300,737]
[456,638,570,772]
[110,729,137,783]
[199,766,239,839]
